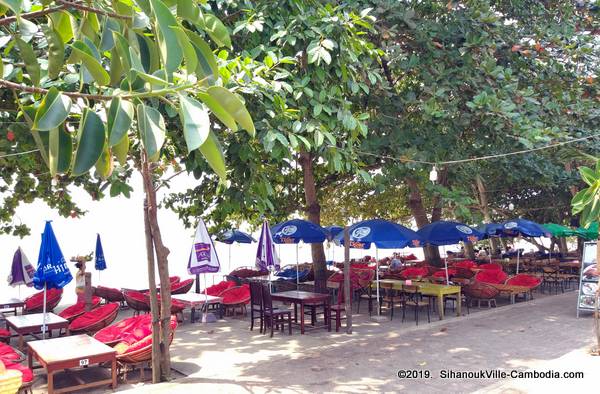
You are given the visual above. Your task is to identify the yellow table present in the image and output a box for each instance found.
[373,279,462,320]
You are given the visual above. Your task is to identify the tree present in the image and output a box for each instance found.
[0,0,256,381]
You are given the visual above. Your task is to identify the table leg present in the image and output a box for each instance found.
[456,291,462,317]
[191,307,196,323]
[27,349,32,369]
[18,334,23,350]
[111,358,117,389]
[48,370,55,394]
[326,301,331,332]
[300,302,305,334]
[437,296,444,320]
[294,303,298,322]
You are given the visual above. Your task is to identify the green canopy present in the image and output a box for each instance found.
[575,222,598,240]
[543,223,578,238]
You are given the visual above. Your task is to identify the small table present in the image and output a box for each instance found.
[172,293,223,323]
[489,283,531,303]
[0,297,24,316]
[28,334,117,394]
[5,313,69,350]
[271,291,331,334]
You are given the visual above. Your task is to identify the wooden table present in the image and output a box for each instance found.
[28,334,116,394]
[271,291,331,334]
[0,297,24,316]
[488,283,531,303]
[5,313,69,349]
[172,293,223,323]
[374,279,462,320]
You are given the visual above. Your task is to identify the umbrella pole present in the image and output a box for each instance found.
[42,283,47,340]
[516,248,521,274]
[228,244,232,275]
[376,248,380,316]
[443,246,449,284]
[296,243,299,289]
[488,239,493,263]
[204,274,208,323]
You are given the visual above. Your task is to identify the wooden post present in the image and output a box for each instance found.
[343,227,352,334]
[84,272,92,311]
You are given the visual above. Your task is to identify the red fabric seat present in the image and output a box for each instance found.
[403,253,418,261]
[453,260,477,270]
[58,297,101,321]
[114,316,177,355]
[351,263,374,270]
[169,276,180,284]
[94,315,152,346]
[399,267,429,279]
[5,362,33,382]
[126,291,147,303]
[479,263,503,271]
[70,303,119,331]
[170,278,194,294]
[475,269,508,284]
[203,280,236,296]
[94,286,124,303]
[221,285,251,305]
[0,329,10,339]
[24,288,62,311]
[0,343,20,362]
[506,274,542,288]
[432,268,458,278]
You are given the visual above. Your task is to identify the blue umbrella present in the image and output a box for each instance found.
[497,219,551,273]
[334,219,422,316]
[417,221,484,246]
[95,234,107,271]
[477,223,506,239]
[33,221,72,338]
[216,229,256,274]
[271,219,327,288]
[324,225,344,242]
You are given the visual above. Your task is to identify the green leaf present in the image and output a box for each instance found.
[579,167,598,186]
[15,38,40,86]
[107,98,134,146]
[137,103,166,161]
[177,0,200,24]
[99,17,120,51]
[43,26,64,80]
[95,144,113,179]
[197,91,237,131]
[0,0,21,14]
[48,127,72,176]
[185,30,218,83]
[179,93,210,152]
[33,87,72,131]
[113,134,129,165]
[198,131,226,180]
[48,11,75,43]
[149,0,183,73]
[72,109,106,176]
[207,86,254,135]
[171,26,198,73]
[202,13,231,48]
[0,55,3,78]
[70,40,110,85]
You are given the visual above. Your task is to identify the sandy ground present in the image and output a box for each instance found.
[24,287,599,393]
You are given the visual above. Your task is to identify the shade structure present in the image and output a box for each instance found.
[256,219,280,272]
[94,234,107,271]
[324,225,344,242]
[188,218,220,274]
[7,247,34,287]
[271,219,327,244]
[543,223,578,238]
[217,229,256,244]
[575,222,598,240]
[335,219,422,249]
[33,221,73,339]
[477,223,506,239]
[497,219,551,238]
[416,221,484,246]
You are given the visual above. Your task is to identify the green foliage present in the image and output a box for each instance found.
[572,161,600,229]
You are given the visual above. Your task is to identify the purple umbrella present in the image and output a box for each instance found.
[256,219,280,279]
[7,247,35,289]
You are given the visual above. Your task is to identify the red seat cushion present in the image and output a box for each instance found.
[126,291,147,303]
[0,343,19,362]
[69,303,119,331]
[221,285,251,304]
[506,274,542,288]
[475,269,508,284]
[399,267,429,279]
[115,316,177,355]
[5,362,33,382]
[58,297,101,320]
[432,268,458,278]
[403,253,418,261]
[203,280,236,296]
[24,288,62,310]
[0,329,10,338]
[453,260,477,270]
[171,278,193,293]
[94,315,152,345]
[479,263,503,271]
[169,276,180,284]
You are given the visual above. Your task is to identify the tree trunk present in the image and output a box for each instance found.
[475,175,500,255]
[298,151,327,290]
[141,153,172,382]
[406,177,441,265]
[463,242,476,259]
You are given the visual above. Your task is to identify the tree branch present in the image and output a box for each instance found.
[56,0,132,20]
[0,5,67,26]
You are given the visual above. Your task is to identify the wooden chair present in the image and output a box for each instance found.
[260,285,292,337]
[354,269,376,315]
[329,283,350,332]
[249,281,264,333]
[402,285,430,325]
[541,267,564,294]
[379,282,403,320]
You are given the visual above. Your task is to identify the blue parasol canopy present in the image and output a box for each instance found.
[477,223,506,239]
[417,221,484,246]
[33,221,73,290]
[498,219,551,238]
[271,219,327,244]
[94,234,107,271]
[217,229,256,244]
[324,225,344,241]
[335,219,422,249]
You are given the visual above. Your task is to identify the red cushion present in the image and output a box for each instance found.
[432,268,458,278]
[203,280,236,296]
[506,274,542,288]
[399,267,429,279]
[58,297,101,320]
[125,291,147,302]
[69,303,119,331]
[453,260,477,270]
[24,288,62,310]
[94,315,152,345]
[169,276,181,284]
[0,343,19,362]
[221,285,251,304]
[0,329,10,338]
[479,263,503,271]
[5,362,33,382]
[475,270,508,284]
[403,254,418,261]
[116,316,177,355]
[171,278,193,292]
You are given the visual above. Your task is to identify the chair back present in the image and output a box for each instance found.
[249,281,263,308]
[260,284,275,312]
[402,284,421,303]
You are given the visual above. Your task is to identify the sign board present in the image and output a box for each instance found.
[577,241,599,317]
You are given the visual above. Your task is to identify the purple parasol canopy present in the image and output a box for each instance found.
[7,247,35,287]
[256,219,280,272]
